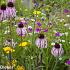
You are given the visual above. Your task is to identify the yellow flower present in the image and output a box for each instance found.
[46,8,49,11]
[16,65,25,70]
[19,42,30,47]
[7,60,17,67]
[12,60,17,67]
[45,5,51,11]
[3,47,15,54]
[33,10,41,15]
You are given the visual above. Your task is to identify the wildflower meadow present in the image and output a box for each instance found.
[0,0,70,70]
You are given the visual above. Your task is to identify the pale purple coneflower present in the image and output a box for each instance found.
[0,3,7,21]
[16,22,27,36]
[6,2,16,18]
[35,34,47,48]
[7,0,15,3]
[51,43,64,57]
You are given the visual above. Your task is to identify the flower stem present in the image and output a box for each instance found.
[52,58,58,70]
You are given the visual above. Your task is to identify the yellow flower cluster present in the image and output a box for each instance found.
[3,47,15,54]
[16,65,25,70]
[33,10,41,15]
[12,60,17,67]
[7,60,17,67]
[19,42,30,47]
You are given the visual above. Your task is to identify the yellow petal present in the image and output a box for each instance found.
[3,47,15,54]
[19,42,28,47]
[33,10,41,15]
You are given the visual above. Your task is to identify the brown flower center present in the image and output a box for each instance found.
[7,2,14,7]
[38,34,44,39]
[54,43,60,49]
[1,4,6,10]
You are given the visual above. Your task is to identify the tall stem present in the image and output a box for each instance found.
[52,57,58,70]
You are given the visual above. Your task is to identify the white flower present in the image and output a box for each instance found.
[59,19,64,22]
[31,56,34,59]
[59,57,62,60]
[64,32,68,36]
[4,39,17,48]
[4,30,10,34]
[61,40,65,42]
[64,24,69,27]
[31,19,35,21]
[51,42,55,45]
[66,15,70,17]
[64,23,70,30]
[14,24,17,27]
[41,13,46,15]
[28,26,32,28]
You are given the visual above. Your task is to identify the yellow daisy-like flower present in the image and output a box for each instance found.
[7,60,17,67]
[19,42,30,47]
[33,10,41,15]
[3,47,15,54]
[12,60,17,67]
[16,65,25,70]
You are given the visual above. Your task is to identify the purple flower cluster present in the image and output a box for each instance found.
[65,59,70,65]
[28,26,33,32]
[36,22,42,26]
[55,32,61,37]
[36,28,41,33]
[44,28,48,32]
[64,9,69,14]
